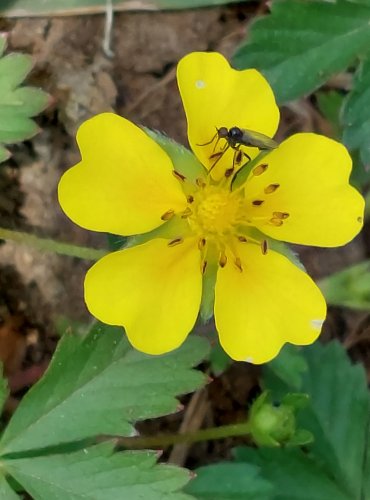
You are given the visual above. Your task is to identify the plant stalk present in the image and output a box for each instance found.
[119,422,251,449]
[0,227,107,261]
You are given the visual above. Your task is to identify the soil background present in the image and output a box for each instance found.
[0,1,369,474]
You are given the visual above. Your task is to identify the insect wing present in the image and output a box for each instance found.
[240,129,278,150]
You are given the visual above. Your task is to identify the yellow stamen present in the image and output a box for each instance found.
[168,238,184,247]
[252,163,268,176]
[264,183,280,194]
[161,209,175,221]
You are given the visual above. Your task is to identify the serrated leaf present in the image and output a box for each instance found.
[316,90,343,140]
[0,324,209,455]
[0,34,7,57]
[0,87,49,117]
[264,341,370,499]
[0,364,9,416]
[234,448,350,500]
[3,442,192,500]
[1,0,243,17]
[0,54,32,91]
[0,115,38,144]
[318,260,370,310]
[233,0,370,103]
[0,475,20,499]
[342,57,370,164]
[263,345,308,398]
[300,342,370,499]
[184,462,273,500]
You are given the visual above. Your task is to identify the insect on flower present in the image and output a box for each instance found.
[198,126,278,174]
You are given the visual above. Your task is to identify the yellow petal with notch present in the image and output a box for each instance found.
[85,238,202,355]
[214,244,326,363]
[177,52,279,177]
[58,113,187,236]
[243,133,364,247]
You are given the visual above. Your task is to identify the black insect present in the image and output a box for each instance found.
[198,126,278,173]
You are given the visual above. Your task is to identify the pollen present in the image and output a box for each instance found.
[188,185,241,237]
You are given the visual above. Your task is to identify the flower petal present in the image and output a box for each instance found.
[85,238,202,355]
[243,133,364,247]
[58,113,187,236]
[214,244,326,363]
[177,52,279,176]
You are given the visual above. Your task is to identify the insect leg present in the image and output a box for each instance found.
[209,145,230,173]
[197,130,218,147]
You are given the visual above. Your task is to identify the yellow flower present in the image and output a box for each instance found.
[58,52,364,364]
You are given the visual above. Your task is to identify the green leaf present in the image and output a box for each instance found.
[0,34,7,57]
[0,49,48,154]
[0,364,9,417]
[318,260,370,310]
[0,87,49,117]
[0,324,209,455]
[234,448,349,500]
[0,115,38,144]
[184,462,273,500]
[0,54,32,91]
[316,90,343,140]
[1,0,243,17]
[0,475,20,499]
[264,341,370,499]
[364,423,370,499]
[263,345,308,397]
[233,0,370,103]
[300,342,370,499]
[3,442,192,500]
[342,57,370,164]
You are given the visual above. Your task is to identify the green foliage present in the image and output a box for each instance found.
[263,341,370,499]
[233,0,370,104]
[184,462,273,500]
[0,36,48,161]
[0,324,209,498]
[0,324,208,455]
[342,57,370,165]
[0,476,20,500]
[3,443,192,500]
[319,260,370,310]
[234,448,349,500]
[190,342,370,499]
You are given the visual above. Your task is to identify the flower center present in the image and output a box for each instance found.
[188,185,241,238]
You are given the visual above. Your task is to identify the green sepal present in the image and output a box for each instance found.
[143,127,206,187]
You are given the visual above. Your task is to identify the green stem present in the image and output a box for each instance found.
[0,227,107,261]
[120,422,251,449]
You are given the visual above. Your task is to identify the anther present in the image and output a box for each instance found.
[187,195,194,203]
[273,211,290,219]
[219,253,227,268]
[261,240,268,255]
[252,163,268,176]
[252,200,264,206]
[168,238,183,247]
[237,235,247,242]
[196,177,206,188]
[225,167,234,178]
[173,170,186,182]
[202,260,208,274]
[181,207,192,218]
[161,209,175,221]
[270,217,283,226]
[198,238,206,250]
[264,183,280,194]
[235,257,243,272]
